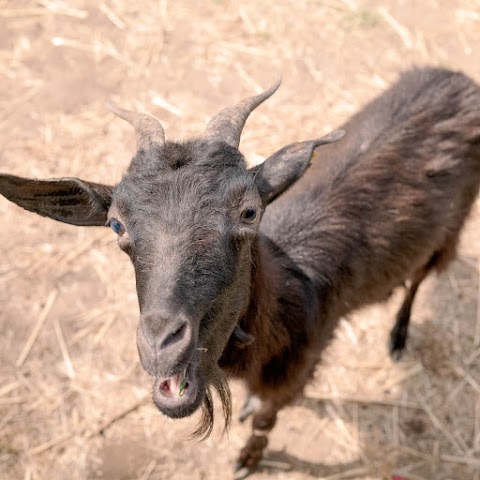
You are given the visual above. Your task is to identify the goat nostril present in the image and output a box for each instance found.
[161,321,188,349]
[171,322,186,339]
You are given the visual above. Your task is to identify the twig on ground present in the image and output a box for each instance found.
[16,290,59,368]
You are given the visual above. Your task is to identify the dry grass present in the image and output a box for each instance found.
[1,0,480,479]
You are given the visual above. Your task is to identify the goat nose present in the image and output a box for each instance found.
[140,310,192,353]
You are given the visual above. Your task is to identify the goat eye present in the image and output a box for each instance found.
[109,218,125,236]
[241,207,258,223]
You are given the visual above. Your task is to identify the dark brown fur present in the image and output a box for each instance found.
[221,68,480,473]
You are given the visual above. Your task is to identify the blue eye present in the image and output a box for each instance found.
[109,218,125,236]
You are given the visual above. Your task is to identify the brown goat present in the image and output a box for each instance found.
[1,67,480,478]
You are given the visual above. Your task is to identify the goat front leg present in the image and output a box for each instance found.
[234,398,278,480]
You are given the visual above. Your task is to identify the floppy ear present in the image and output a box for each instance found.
[0,173,113,226]
[252,129,345,204]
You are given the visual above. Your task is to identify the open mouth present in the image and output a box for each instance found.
[152,360,204,418]
[158,369,190,397]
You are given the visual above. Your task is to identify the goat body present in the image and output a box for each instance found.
[1,67,480,478]
[219,69,480,473]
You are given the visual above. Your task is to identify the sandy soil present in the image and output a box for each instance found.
[1,1,480,479]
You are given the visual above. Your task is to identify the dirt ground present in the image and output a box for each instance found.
[1,1,480,479]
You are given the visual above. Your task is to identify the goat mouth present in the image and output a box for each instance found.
[152,362,204,418]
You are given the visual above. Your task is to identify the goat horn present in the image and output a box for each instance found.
[204,79,281,148]
[106,100,165,150]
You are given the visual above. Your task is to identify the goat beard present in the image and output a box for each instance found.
[192,366,231,439]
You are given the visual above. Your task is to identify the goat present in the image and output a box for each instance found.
[1,67,480,478]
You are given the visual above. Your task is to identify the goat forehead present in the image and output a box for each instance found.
[113,163,255,222]
[127,138,247,175]
[113,139,252,208]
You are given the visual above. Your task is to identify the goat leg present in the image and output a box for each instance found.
[234,399,278,480]
[389,257,436,360]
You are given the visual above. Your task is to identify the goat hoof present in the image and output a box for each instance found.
[388,333,406,361]
[390,347,404,362]
[234,434,267,478]
[239,395,261,423]
[233,465,254,480]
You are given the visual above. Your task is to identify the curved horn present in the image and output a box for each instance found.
[204,79,281,148]
[106,100,165,150]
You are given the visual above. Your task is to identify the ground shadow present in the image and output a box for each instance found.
[259,451,365,478]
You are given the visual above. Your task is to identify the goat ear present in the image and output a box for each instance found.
[0,173,113,226]
[252,130,345,204]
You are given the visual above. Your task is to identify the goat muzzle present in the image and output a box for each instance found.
[152,352,204,418]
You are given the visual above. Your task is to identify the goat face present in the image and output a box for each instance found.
[0,82,343,429]
[110,140,263,419]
